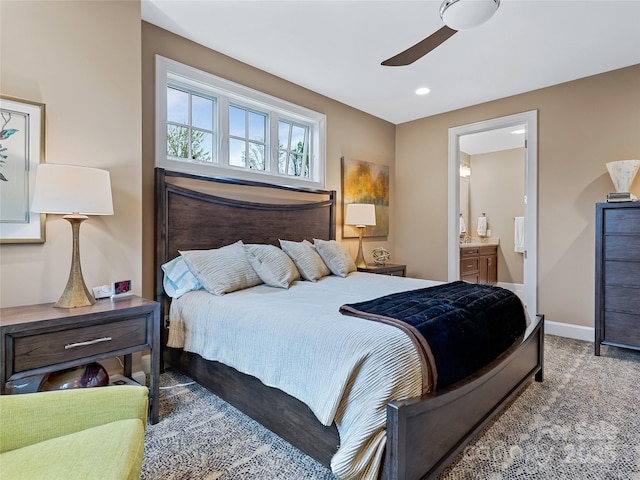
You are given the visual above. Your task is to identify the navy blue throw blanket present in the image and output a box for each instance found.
[339,281,526,391]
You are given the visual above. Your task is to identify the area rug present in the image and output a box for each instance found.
[141,335,640,479]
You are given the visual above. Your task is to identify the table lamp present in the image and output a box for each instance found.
[345,203,376,269]
[31,164,114,308]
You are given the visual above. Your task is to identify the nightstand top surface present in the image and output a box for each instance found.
[0,296,157,328]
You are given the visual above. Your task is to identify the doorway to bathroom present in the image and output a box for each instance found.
[447,111,538,320]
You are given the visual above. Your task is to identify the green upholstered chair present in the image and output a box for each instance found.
[0,385,149,480]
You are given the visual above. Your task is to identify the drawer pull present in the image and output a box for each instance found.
[65,337,112,349]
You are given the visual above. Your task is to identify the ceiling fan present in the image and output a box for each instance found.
[381,0,500,66]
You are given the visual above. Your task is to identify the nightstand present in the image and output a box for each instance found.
[0,295,160,424]
[357,263,406,277]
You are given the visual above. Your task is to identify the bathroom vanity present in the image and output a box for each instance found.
[460,243,498,285]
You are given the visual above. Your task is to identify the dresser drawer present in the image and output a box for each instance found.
[605,260,640,287]
[461,258,479,274]
[605,235,640,260]
[604,286,640,314]
[604,208,640,234]
[12,316,148,374]
[604,311,640,347]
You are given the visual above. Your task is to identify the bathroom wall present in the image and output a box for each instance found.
[468,148,525,284]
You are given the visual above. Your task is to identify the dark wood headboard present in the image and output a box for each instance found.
[155,168,336,305]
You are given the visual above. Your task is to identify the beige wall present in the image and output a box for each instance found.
[469,148,525,284]
[140,23,396,299]
[0,1,142,308]
[396,64,640,328]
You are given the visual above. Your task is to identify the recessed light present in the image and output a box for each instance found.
[415,87,431,95]
[510,128,525,134]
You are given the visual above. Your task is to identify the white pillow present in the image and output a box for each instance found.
[279,239,330,282]
[161,256,202,298]
[313,239,356,278]
[244,244,300,288]
[180,241,262,295]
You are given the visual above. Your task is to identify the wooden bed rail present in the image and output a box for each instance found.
[384,315,544,480]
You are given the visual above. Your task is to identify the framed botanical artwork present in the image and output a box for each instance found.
[341,156,389,238]
[0,95,46,243]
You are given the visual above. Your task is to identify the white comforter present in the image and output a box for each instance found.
[167,272,440,480]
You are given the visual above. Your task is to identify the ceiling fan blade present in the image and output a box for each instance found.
[381,26,457,66]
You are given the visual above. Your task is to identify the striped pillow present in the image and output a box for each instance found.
[313,239,356,277]
[279,239,330,282]
[180,241,262,295]
[245,244,300,288]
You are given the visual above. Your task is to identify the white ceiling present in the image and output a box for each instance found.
[141,0,640,126]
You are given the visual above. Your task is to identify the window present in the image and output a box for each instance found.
[166,87,216,163]
[278,120,310,178]
[156,56,326,188]
[228,105,266,170]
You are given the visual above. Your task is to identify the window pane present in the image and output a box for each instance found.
[229,105,245,137]
[229,138,246,167]
[288,153,303,176]
[278,150,287,174]
[167,87,189,124]
[248,143,265,170]
[191,131,213,162]
[278,122,291,150]
[249,111,266,142]
[167,124,189,158]
[192,95,213,130]
[291,126,306,152]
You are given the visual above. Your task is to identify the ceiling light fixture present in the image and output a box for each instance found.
[415,87,431,95]
[440,0,500,31]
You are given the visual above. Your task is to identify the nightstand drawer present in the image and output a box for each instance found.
[12,317,148,374]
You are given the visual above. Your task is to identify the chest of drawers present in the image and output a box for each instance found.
[595,202,640,355]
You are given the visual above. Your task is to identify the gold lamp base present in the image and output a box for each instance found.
[355,226,367,269]
[54,215,96,309]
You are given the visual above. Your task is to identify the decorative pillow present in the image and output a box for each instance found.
[244,244,300,289]
[279,239,330,282]
[313,239,356,278]
[180,241,262,295]
[161,256,202,298]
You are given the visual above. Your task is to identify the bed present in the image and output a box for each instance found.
[155,167,544,480]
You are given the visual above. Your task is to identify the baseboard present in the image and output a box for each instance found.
[545,320,594,342]
[496,282,524,293]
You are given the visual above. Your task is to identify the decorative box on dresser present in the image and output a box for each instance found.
[0,296,160,423]
[595,202,640,355]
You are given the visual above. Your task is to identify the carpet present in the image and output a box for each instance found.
[141,335,640,479]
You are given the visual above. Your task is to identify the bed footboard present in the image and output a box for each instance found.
[384,315,544,480]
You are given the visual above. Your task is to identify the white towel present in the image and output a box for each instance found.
[514,216,525,253]
[477,216,487,237]
[459,216,467,234]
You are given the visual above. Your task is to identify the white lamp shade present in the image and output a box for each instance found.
[440,0,500,31]
[31,164,114,215]
[345,203,376,227]
[606,160,640,193]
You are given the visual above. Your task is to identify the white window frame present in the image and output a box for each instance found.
[155,55,326,189]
